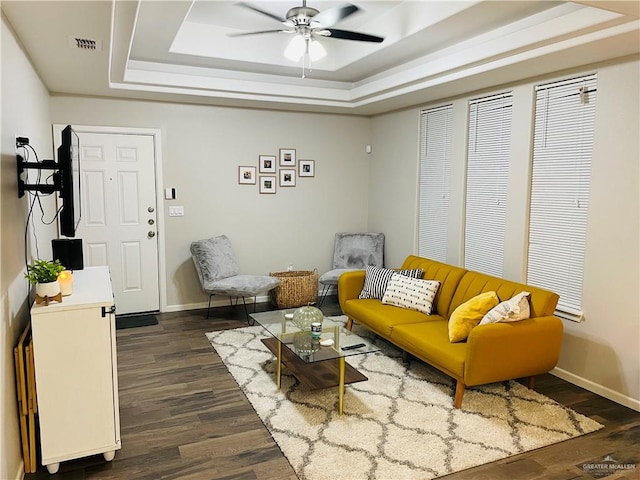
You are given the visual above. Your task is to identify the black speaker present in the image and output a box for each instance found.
[52,239,84,270]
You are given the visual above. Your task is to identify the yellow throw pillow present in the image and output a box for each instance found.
[448,291,499,342]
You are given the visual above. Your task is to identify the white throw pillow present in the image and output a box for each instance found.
[381,273,440,315]
[479,291,531,325]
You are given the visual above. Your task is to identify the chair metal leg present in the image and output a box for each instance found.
[240,296,255,325]
[206,294,257,324]
[318,284,331,307]
[206,294,214,319]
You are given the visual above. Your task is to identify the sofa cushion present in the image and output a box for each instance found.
[479,291,531,325]
[400,256,467,317]
[447,270,559,319]
[358,266,423,300]
[391,321,467,379]
[343,298,443,339]
[448,291,499,342]
[381,274,440,315]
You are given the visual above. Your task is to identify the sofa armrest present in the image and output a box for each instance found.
[463,316,563,386]
[338,270,366,311]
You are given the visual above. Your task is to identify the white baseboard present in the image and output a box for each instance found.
[164,294,272,313]
[551,367,640,412]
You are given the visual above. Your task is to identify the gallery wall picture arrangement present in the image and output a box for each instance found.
[241,148,314,193]
[238,166,256,185]
[299,159,315,177]
[280,169,296,187]
[260,176,276,194]
[279,148,296,167]
[259,155,276,173]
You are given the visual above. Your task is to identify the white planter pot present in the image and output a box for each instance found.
[36,281,60,298]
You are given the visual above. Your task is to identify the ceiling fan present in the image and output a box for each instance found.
[229,1,384,43]
[229,1,384,69]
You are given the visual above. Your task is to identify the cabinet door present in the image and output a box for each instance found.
[32,306,118,463]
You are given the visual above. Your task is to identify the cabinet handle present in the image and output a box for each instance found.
[101,305,116,317]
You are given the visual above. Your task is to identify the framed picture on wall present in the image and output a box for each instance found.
[279,169,296,187]
[299,159,315,177]
[259,155,276,173]
[238,166,256,184]
[260,176,276,194]
[279,148,296,167]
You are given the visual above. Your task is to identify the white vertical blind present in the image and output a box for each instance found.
[418,105,453,262]
[527,74,597,319]
[464,92,512,277]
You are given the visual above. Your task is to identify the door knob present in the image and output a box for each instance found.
[148,231,156,238]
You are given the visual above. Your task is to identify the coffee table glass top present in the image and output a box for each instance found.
[250,309,379,363]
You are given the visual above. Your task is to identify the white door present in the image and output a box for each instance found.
[61,130,160,315]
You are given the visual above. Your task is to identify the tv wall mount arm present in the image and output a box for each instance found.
[16,154,61,198]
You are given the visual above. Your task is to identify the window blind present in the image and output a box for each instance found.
[464,92,512,277]
[527,74,597,320]
[418,104,453,262]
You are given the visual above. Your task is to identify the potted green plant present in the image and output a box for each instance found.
[25,259,66,297]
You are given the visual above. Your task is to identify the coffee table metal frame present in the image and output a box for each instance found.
[250,310,379,414]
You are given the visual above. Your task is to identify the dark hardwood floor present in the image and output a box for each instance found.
[25,298,639,480]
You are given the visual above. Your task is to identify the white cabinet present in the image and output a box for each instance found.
[30,266,121,474]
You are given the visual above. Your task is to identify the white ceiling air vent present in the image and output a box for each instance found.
[68,36,102,51]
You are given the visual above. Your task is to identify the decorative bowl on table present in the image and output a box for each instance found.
[292,305,323,331]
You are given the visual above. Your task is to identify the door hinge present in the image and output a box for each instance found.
[101,305,116,317]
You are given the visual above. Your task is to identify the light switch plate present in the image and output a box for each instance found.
[168,206,184,217]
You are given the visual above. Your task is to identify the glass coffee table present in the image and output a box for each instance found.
[250,309,380,415]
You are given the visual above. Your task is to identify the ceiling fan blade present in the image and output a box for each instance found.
[227,29,290,38]
[324,28,384,43]
[311,4,359,28]
[235,2,287,24]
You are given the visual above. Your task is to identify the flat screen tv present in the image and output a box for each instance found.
[58,125,81,238]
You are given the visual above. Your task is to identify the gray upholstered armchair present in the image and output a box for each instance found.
[190,235,280,321]
[318,232,385,306]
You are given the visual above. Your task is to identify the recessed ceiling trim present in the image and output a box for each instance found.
[114,3,632,110]
[108,80,357,108]
[349,20,640,109]
[112,18,638,113]
[123,62,354,101]
[351,4,626,99]
[127,60,352,89]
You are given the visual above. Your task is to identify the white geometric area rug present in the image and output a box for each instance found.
[206,317,603,480]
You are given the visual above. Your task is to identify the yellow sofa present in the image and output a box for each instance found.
[339,255,563,408]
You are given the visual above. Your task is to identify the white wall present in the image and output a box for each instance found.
[1,13,57,480]
[368,109,421,267]
[49,97,372,310]
[369,56,640,410]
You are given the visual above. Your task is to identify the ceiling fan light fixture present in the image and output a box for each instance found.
[284,35,325,62]
[308,38,326,61]
[284,35,306,61]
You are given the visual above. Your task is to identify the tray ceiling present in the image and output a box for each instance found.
[2,0,638,115]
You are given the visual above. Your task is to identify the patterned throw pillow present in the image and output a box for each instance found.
[479,291,531,325]
[358,266,424,299]
[381,273,440,315]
